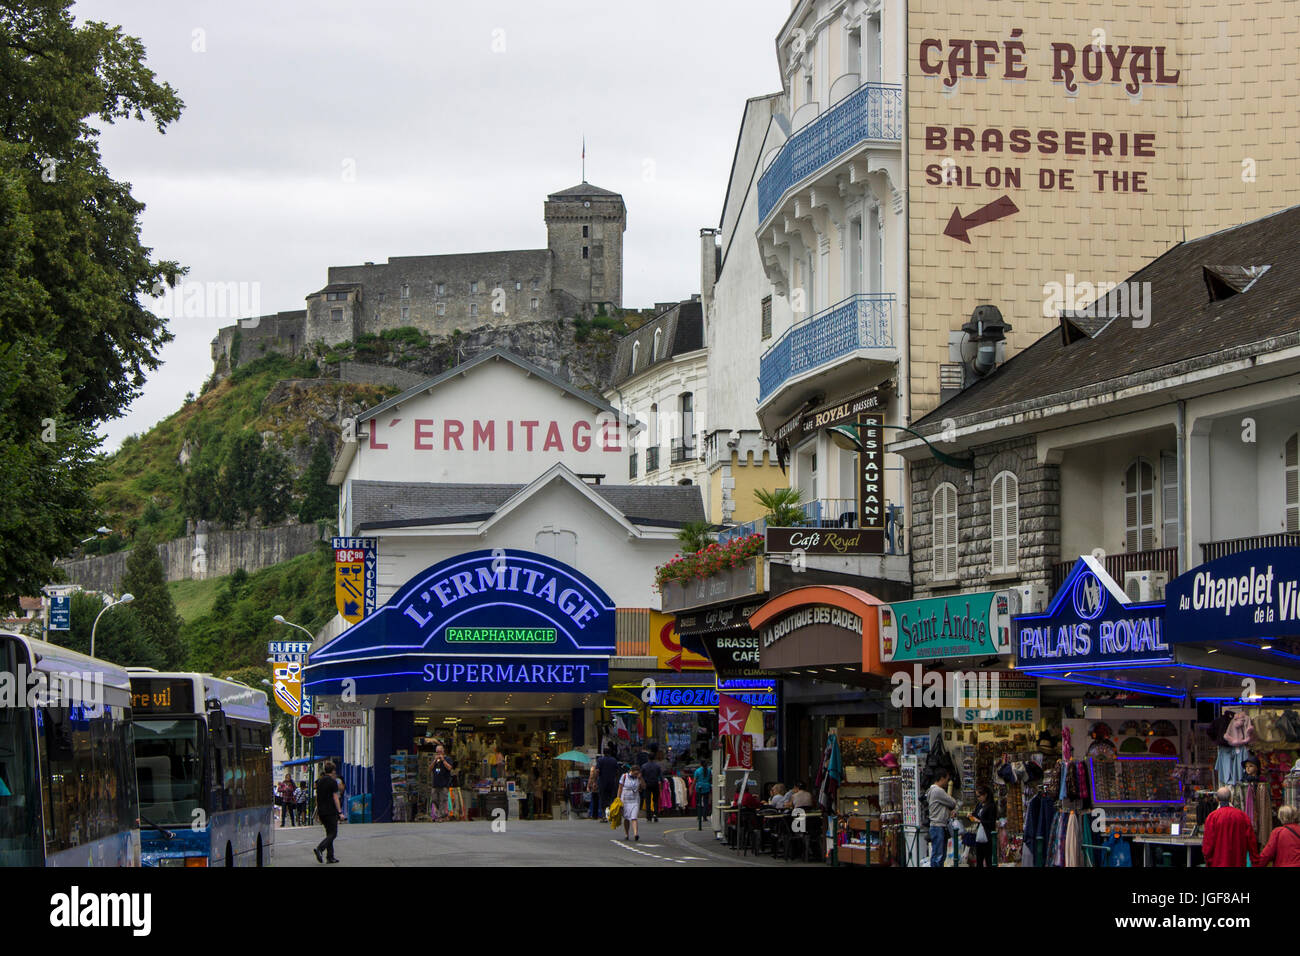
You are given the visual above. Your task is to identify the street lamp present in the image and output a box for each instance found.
[827,421,976,471]
[90,593,133,658]
[273,614,315,641]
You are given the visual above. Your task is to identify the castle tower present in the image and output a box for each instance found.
[544,182,626,314]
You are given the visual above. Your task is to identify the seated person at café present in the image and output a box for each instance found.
[767,783,790,808]
[788,781,814,810]
[735,781,763,810]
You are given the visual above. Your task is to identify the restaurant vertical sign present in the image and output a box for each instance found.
[857,413,884,550]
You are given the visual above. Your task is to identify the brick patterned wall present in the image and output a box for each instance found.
[909,435,1059,598]
[907,1,1300,420]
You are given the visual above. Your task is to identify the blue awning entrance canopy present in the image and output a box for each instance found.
[303,548,617,698]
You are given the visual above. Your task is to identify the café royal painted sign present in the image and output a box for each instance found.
[303,548,616,696]
[1164,547,1300,643]
[1013,556,1170,670]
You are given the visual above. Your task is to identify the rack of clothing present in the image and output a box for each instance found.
[1229,781,1274,848]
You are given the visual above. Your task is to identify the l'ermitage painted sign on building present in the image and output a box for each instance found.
[908,1,1300,416]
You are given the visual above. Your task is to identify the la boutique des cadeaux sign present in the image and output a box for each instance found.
[303,549,616,696]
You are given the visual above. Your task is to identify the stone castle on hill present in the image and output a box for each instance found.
[210,182,627,376]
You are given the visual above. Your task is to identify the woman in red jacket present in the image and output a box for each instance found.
[1257,805,1300,867]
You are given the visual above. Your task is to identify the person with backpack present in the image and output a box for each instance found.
[1257,805,1300,867]
[641,748,664,823]
[693,759,712,830]
[595,745,621,820]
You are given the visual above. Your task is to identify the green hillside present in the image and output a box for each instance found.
[90,354,395,548]
[181,546,335,674]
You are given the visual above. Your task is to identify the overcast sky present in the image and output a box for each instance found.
[75,0,791,452]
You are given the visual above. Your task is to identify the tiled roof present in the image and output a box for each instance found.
[609,300,705,386]
[547,182,623,200]
[352,480,705,530]
[914,204,1300,432]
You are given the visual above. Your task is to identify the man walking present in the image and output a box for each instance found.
[430,744,454,822]
[1202,786,1257,867]
[693,759,712,830]
[595,745,621,820]
[313,762,342,864]
[641,748,664,822]
[926,770,958,868]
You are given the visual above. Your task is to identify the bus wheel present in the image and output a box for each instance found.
[226,843,234,868]
[256,836,264,867]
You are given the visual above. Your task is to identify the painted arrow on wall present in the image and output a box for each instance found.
[944,195,1020,243]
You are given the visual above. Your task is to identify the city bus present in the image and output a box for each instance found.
[127,669,274,866]
[0,631,141,866]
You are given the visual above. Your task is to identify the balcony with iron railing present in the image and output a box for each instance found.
[1201,532,1300,563]
[645,446,660,473]
[758,293,895,405]
[717,501,906,555]
[757,81,903,224]
[670,437,696,465]
[1049,547,1180,596]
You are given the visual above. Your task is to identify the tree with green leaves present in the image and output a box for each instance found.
[217,432,262,526]
[254,443,294,525]
[754,487,806,526]
[120,539,185,668]
[297,441,336,524]
[55,589,164,669]
[180,452,221,523]
[674,520,715,554]
[0,3,183,602]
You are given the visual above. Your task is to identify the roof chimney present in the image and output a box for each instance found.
[700,228,720,303]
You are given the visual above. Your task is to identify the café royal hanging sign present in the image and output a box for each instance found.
[1013,556,1170,669]
[1164,546,1300,643]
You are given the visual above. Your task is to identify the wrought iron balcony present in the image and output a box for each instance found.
[629,451,638,479]
[1049,547,1179,596]
[670,438,696,465]
[1201,533,1300,563]
[757,82,903,223]
[758,293,895,404]
[646,446,660,473]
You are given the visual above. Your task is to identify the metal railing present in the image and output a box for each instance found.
[629,452,638,479]
[646,446,660,473]
[1201,533,1300,563]
[758,293,895,403]
[757,81,903,222]
[670,438,696,464]
[1049,547,1179,595]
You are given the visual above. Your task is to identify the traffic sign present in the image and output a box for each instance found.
[296,714,321,738]
[49,594,71,631]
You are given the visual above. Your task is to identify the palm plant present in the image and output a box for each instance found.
[674,520,715,554]
[754,487,805,526]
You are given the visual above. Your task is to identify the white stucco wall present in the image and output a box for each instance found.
[605,349,708,490]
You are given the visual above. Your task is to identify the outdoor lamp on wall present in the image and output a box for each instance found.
[961,304,1013,378]
[827,421,975,471]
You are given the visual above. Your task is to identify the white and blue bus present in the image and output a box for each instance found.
[0,631,141,866]
[128,670,274,867]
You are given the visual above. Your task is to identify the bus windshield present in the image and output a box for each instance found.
[134,718,204,827]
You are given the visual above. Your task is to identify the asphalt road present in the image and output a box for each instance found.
[270,816,819,867]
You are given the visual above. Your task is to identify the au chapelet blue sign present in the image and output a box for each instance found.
[303,549,615,695]
[1164,547,1300,644]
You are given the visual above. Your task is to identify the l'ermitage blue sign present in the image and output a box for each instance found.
[1013,557,1170,670]
[303,549,615,696]
[879,591,1011,663]
[48,594,71,631]
[1165,547,1300,643]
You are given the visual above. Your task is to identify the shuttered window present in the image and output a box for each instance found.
[1125,459,1155,552]
[932,483,959,581]
[1286,434,1299,532]
[1160,451,1179,549]
[990,471,1019,574]
[761,296,772,340]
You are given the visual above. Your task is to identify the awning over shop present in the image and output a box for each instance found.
[303,548,616,698]
[747,585,888,678]
[1165,546,1300,645]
